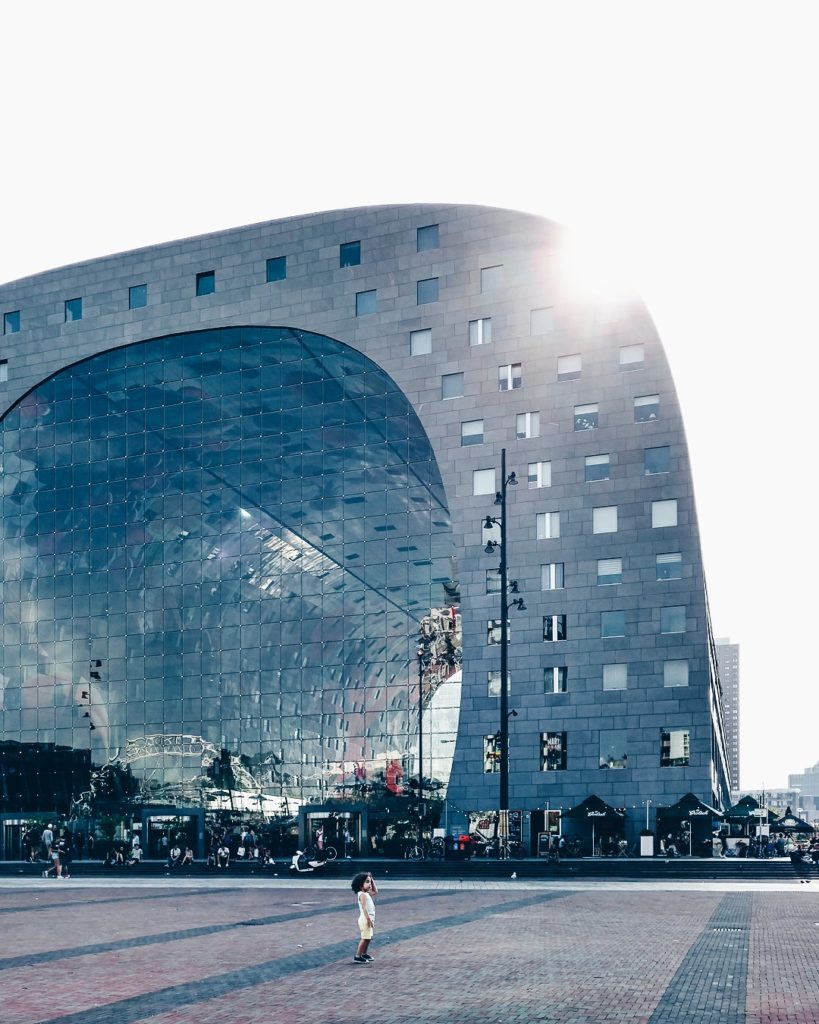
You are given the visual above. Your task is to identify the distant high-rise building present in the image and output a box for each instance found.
[716,638,740,793]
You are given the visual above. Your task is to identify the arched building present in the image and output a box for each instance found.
[0,205,729,854]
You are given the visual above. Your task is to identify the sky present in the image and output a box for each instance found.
[2,1,817,792]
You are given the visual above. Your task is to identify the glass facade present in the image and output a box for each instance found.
[0,326,458,818]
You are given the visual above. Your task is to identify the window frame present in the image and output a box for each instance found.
[498,363,522,391]
[339,240,361,267]
[195,272,215,297]
[469,317,492,346]
[574,403,598,430]
[265,256,287,283]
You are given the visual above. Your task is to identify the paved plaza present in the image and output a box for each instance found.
[1,875,818,1024]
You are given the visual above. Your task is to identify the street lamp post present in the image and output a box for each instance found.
[483,449,524,856]
[416,645,426,842]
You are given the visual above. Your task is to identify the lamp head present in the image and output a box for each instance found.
[484,541,497,555]
[494,491,503,506]
[483,515,495,530]
[507,472,518,486]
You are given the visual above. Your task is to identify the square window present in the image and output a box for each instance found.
[484,733,501,773]
[482,517,501,546]
[541,562,564,590]
[487,619,510,645]
[195,272,215,296]
[481,264,503,291]
[340,241,361,267]
[597,557,622,585]
[528,461,551,488]
[645,446,670,475]
[485,569,502,595]
[557,353,581,381]
[574,403,598,430]
[469,317,492,346]
[487,670,510,696]
[128,284,147,310]
[3,310,20,334]
[599,729,628,769]
[601,611,625,638]
[543,614,567,642]
[660,606,686,633]
[410,329,432,356]
[499,363,522,391]
[541,731,567,771]
[537,511,560,539]
[417,224,439,251]
[620,343,644,369]
[64,297,83,321]
[441,372,464,399]
[585,453,610,482]
[660,728,690,767]
[531,306,554,334]
[603,663,628,690]
[0,359,7,382]
[635,394,659,422]
[266,256,287,282]
[544,667,568,694]
[473,468,495,495]
[656,552,682,580]
[516,411,540,439]
[593,506,617,534]
[664,659,689,687]
[356,289,377,316]
[417,277,439,304]
[532,305,556,333]
[461,420,484,446]
[652,499,678,528]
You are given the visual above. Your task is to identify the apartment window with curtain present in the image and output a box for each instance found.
[528,461,551,488]
[537,511,560,539]
[585,454,610,482]
[544,667,568,693]
[469,317,492,346]
[498,363,522,391]
[597,558,622,585]
[541,562,564,590]
[557,353,581,381]
[516,411,539,439]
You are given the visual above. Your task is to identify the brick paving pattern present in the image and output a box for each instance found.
[1,879,818,1024]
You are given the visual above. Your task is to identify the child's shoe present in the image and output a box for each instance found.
[353,955,368,964]
[362,953,374,961]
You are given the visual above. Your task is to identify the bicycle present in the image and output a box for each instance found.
[305,844,337,862]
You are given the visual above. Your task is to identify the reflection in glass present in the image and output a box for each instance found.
[0,326,457,821]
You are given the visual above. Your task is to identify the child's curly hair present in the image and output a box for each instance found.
[351,871,371,892]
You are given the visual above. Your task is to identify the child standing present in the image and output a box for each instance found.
[351,871,378,964]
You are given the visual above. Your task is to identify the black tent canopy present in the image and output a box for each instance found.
[563,794,625,821]
[662,792,724,820]
[770,806,814,834]
[563,795,626,855]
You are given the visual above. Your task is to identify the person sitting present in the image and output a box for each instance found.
[180,847,194,867]
[168,843,183,868]
[128,843,143,866]
[216,843,230,868]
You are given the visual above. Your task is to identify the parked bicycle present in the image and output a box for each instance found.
[304,843,337,862]
[404,837,445,861]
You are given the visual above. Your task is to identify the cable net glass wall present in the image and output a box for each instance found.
[0,326,457,820]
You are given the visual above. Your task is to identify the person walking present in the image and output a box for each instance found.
[351,872,378,964]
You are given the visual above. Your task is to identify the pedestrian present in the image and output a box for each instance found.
[43,830,62,879]
[351,871,378,964]
[41,823,54,862]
